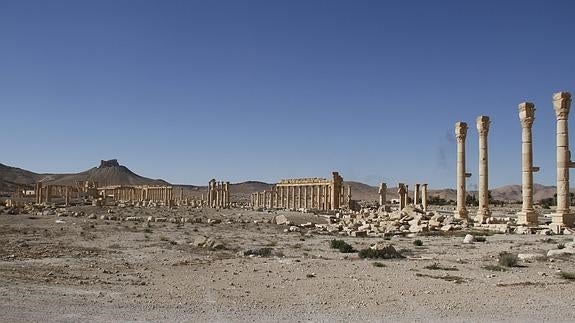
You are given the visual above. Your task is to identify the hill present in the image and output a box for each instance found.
[47,159,169,186]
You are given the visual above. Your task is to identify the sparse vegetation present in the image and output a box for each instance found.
[557,243,565,250]
[415,273,466,284]
[559,271,575,281]
[372,262,386,267]
[329,239,355,253]
[358,246,404,259]
[474,236,486,242]
[244,247,273,257]
[424,263,458,271]
[413,239,423,246]
[498,252,519,267]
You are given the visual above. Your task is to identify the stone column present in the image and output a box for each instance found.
[324,185,329,210]
[414,183,420,206]
[378,183,387,207]
[65,186,70,206]
[552,92,574,228]
[35,182,42,204]
[455,122,469,219]
[517,103,538,225]
[398,183,407,210]
[303,186,308,209]
[421,184,428,212]
[475,116,492,223]
[331,172,342,210]
[347,186,352,208]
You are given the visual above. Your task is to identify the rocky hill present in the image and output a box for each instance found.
[47,160,169,187]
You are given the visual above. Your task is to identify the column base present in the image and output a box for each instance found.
[474,209,492,224]
[517,210,538,226]
[454,209,468,220]
[551,211,574,229]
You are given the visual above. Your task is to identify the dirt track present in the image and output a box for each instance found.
[1,206,575,322]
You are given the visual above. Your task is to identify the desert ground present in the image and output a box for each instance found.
[1,204,575,322]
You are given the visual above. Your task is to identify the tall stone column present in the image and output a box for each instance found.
[421,184,428,212]
[552,92,574,228]
[331,172,342,210]
[378,183,387,207]
[414,183,420,206]
[303,186,308,209]
[476,116,492,223]
[347,186,352,208]
[455,122,469,219]
[398,183,407,210]
[65,186,70,206]
[517,103,538,225]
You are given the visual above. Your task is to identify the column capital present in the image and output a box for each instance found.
[518,102,535,128]
[476,115,490,135]
[553,92,571,120]
[455,122,468,142]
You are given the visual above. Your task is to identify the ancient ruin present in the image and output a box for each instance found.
[207,179,230,208]
[251,172,349,211]
[551,91,574,230]
[378,182,387,207]
[475,116,492,223]
[454,122,470,219]
[517,102,539,225]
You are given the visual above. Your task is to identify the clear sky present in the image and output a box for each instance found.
[1,0,575,189]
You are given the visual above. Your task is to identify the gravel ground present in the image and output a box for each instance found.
[1,206,574,322]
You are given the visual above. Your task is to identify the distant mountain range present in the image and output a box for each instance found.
[0,160,563,203]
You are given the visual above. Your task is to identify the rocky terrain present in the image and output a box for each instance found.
[1,202,575,322]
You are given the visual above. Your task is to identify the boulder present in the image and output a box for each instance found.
[274,215,288,225]
[463,234,475,244]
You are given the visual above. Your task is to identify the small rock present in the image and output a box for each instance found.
[463,234,474,244]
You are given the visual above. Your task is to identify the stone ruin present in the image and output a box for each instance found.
[452,90,575,233]
[250,172,350,211]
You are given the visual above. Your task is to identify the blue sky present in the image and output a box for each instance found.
[1,0,574,188]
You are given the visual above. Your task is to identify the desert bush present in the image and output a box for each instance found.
[474,236,486,242]
[329,239,355,253]
[559,271,575,281]
[358,245,403,259]
[244,247,273,257]
[498,252,519,267]
[372,262,386,267]
[557,243,565,250]
[413,239,423,246]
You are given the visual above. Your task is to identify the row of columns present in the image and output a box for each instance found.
[251,183,348,210]
[391,182,428,212]
[100,186,174,204]
[454,91,574,229]
[208,179,230,208]
[35,182,75,206]
[454,117,489,222]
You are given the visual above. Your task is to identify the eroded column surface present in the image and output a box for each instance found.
[414,183,420,206]
[421,184,428,212]
[552,92,574,228]
[455,122,469,219]
[517,103,538,225]
[476,116,492,223]
[379,182,387,207]
[398,183,407,210]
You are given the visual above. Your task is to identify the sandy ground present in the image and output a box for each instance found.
[1,206,575,322]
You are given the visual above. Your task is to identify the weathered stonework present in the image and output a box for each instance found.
[455,122,469,220]
[251,172,350,211]
[475,116,492,223]
[517,102,539,226]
